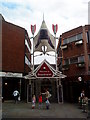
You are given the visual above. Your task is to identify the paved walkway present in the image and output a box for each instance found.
[2,100,88,119]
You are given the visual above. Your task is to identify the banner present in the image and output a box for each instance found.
[52,24,58,34]
[31,24,36,35]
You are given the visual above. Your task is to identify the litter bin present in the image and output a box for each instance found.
[87,99,90,118]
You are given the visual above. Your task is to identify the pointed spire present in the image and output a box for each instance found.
[43,13,44,21]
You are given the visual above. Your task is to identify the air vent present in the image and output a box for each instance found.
[75,40,83,45]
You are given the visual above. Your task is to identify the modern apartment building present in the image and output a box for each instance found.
[57,25,90,102]
[0,14,32,101]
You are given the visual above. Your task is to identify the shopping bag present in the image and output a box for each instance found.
[18,96,20,101]
[48,93,52,98]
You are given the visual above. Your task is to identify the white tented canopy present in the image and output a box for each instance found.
[33,20,55,52]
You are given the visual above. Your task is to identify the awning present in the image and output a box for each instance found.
[0,72,23,78]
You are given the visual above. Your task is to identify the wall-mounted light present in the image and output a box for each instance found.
[78,77,82,81]
[5,82,7,85]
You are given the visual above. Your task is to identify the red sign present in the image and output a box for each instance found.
[36,62,53,77]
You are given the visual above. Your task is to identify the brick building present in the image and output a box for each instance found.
[0,14,32,101]
[57,25,90,102]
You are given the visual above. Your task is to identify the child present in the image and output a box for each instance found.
[38,93,42,109]
[32,95,36,109]
[82,96,88,112]
[45,98,50,110]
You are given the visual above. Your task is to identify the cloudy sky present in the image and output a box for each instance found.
[0,0,90,64]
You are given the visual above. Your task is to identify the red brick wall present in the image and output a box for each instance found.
[63,64,85,77]
[62,26,82,39]
[57,25,90,78]
[62,42,84,59]
[2,21,25,73]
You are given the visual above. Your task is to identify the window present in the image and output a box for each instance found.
[63,33,83,45]
[64,59,69,65]
[78,56,84,63]
[70,57,78,64]
[68,35,76,43]
[63,38,68,45]
[88,54,90,66]
[87,31,90,43]
[76,33,82,40]
[39,29,48,39]
[89,54,90,59]
[86,32,88,43]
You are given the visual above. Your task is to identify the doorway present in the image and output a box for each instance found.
[41,78,52,93]
[41,78,52,102]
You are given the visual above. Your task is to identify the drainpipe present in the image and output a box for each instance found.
[82,26,89,74]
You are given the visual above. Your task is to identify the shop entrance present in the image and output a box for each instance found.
[2,78,20,100]
[41,78,53,102]
[41,78,52,93]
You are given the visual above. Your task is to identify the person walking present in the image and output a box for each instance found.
[32,95,36,109]
[80,90,85,109]
[13,89,19,104]
[81,90,85,99]
[42,89,51,100]
[38,92,42,109]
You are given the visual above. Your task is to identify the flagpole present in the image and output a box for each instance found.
[31,24,36,74]
[33,34,34,73]
[52,24,58,72]
[55,33,57,72]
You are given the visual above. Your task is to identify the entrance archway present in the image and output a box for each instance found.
[41,78,52,93]
[41,78,52,102]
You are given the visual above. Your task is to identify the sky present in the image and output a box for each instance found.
[0,0,90,64]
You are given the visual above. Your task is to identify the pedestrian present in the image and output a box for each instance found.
[45,98,50,109]
[32,95,36,109]
[13,89,19,104]
[80,90,85,99]
[80,90,85,109]
[82,96,88,112]
[42,88,51,100]
[38,92,42,109]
